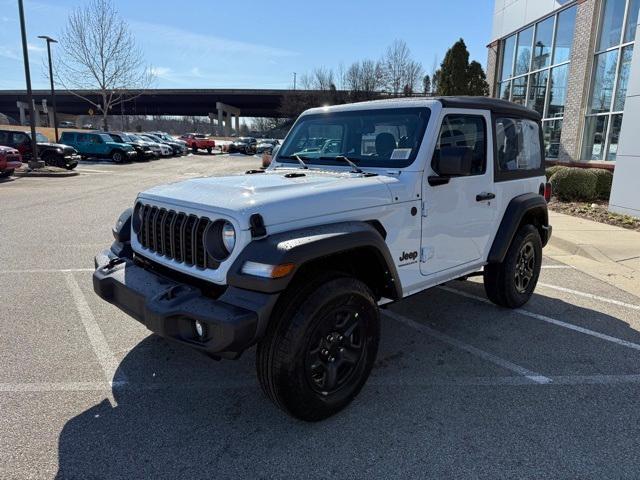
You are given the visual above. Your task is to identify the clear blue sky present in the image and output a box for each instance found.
[0,0,495,90]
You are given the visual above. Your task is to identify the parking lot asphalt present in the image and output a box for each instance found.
[1,155,640,479]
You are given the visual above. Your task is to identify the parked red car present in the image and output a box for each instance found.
[179,133,216,154]
[0,145,22,179]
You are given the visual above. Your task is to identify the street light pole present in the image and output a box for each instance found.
[293,72,297,91]
[38,35,58,142]
[17,0,41,169]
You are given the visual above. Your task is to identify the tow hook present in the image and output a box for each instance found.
[104,257,125,271]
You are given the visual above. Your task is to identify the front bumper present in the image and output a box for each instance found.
[64,154,80,167]
[93,249,279,358]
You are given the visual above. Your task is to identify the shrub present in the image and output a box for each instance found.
[590,168,613,199]
[550,167,597,201]
[545,165,569,180]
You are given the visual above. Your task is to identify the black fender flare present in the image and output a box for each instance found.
[488,193,550,264]
[228,221,402,298]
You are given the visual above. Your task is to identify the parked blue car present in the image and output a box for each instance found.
[59,131,137,163]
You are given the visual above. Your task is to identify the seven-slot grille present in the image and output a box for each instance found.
[136,203,214,269]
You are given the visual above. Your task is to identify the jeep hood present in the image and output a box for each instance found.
[139,169,394,227]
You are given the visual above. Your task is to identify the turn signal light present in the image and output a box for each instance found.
[241,261,295,278]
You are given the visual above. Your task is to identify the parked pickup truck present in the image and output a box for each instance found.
[94,97,552,421]
[59,131,136,163]
[179,133,216,154]
[0,129,80,170]
[0,145,22,178]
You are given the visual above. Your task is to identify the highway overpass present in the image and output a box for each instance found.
[0,88,308,119]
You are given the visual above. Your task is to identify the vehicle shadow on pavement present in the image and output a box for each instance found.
[55,290,640,479]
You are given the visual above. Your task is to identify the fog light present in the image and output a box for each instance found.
[194,320,204,338]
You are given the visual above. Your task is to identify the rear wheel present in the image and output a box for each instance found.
[206,147,212,154]
[484,224,542,308]
[256,275,380,421]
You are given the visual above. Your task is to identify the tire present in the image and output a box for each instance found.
[192,145,198,154]
[484,224,542,308]
[256,274,380,422]
[206,147,212,154]
[111,150,124,163]
[0,169,14,178]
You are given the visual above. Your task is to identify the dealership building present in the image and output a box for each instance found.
[486,0,640,217]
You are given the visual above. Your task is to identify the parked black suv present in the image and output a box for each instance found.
[106,132,155,161]
[0,129,80,170]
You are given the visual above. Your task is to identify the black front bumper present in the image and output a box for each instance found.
[93,249,279,358]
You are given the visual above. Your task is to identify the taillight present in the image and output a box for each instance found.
[544,182,552,202]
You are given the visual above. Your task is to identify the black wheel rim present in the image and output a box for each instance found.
[515,240,535,294]
[113,153,122,162]
[305,301,368,395]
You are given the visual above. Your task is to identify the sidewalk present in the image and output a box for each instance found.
[546,211,640,297]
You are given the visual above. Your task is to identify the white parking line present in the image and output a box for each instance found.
[538,283,640,311]
[64,272,126,384]
[540,265,573,269]
[439,286,640,352]
[382,310,551,384]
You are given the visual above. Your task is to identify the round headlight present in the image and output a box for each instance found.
[222,221,236,253]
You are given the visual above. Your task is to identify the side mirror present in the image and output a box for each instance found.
[433,146,473,177]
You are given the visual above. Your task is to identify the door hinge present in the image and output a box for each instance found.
[420,246,433,263]
[421,201,428,218]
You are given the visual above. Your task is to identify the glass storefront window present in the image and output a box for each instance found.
[533,16,554,70]
[554,7,578,64]
[499,81,511,100]
[598,0,626,51]
[582,116,609,160]
[543,120,563,159]
[515,27,534,76]
[606,114,623,160]
[589,50,619,113]
[547,64,569,118]
[511,76,528,105]
[625,0,639,43]
[527,70,549,115]
[614,45,634,111]
[501,35,516,81]
[496,5,577,158]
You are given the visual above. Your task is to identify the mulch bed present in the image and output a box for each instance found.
[549,199,640,232]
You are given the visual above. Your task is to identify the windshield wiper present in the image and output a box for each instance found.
[322,155,363,174]
[279,155,309,169]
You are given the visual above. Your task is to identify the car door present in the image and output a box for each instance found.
[420,109,498,276]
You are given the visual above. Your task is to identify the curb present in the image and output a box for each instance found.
[14,169,79,178]
[547,235,601,262]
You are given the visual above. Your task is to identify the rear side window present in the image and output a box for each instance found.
[433,114,486,175]
[495,117,542,175]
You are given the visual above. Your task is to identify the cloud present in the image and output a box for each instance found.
[131,20,298,59]
[150,66,172,78]
[27,43,45,53]
[0,46,19,60]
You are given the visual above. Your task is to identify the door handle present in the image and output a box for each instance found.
[476,192,496,202]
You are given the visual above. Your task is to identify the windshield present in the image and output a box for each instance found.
[277,107,430,169]
[31,132,49,143]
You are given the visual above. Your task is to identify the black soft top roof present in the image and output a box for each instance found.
[436,96,541,121]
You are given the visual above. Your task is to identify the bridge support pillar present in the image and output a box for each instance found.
[17,100,51,127]
[234,115,240,134]
[216,102,241,137]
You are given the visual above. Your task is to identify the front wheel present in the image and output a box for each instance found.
[0,169,14,178]
[192,145,198,154]
[484,224,542,308]
[256,275,380,422]
[206,147,212,154]
[111,150,124,163]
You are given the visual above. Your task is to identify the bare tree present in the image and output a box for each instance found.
[381,39,423,96]
[346,59,384,100]
[54,0,153,130]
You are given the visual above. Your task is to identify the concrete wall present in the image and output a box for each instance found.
[609,14,640,218]
[492,0,575,40]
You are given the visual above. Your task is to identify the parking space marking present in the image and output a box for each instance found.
[64,272,127,384]
[540,265,573,269]
[0,268,94,274]
[382,310,551,383]
[538,283,640,311]
[440,286,640,352]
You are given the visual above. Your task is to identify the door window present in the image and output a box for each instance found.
[495,117,543,177]
[12,133,29,146]
[432,114,487,175]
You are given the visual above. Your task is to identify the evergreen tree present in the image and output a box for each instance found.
[436,39,470,95]
[422,74,431,95]
[435,39,490,96]
[467,61,489,96]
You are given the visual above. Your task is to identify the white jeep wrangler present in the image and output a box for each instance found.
[94,97,552,421]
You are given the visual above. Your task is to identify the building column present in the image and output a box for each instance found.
[486,40,500,98]
[558,0,600,162]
